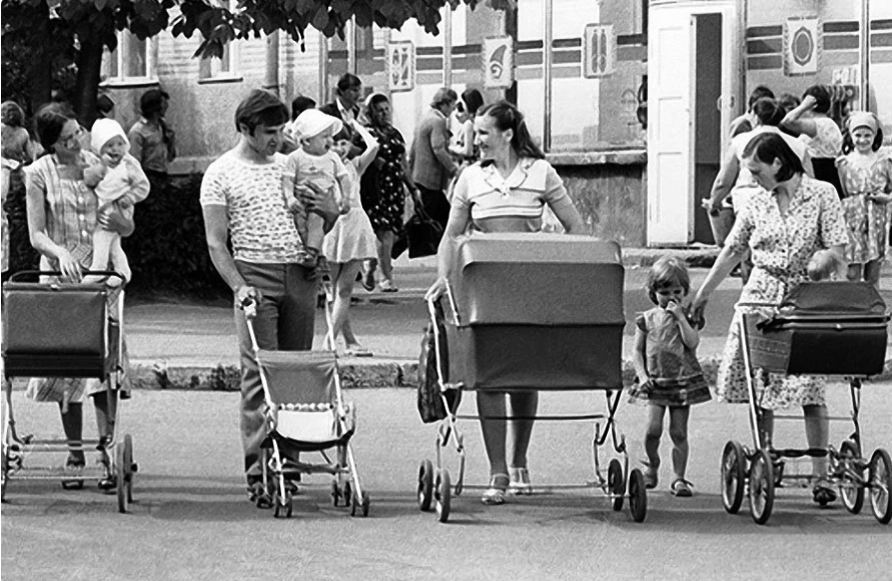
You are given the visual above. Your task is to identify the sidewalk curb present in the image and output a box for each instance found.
[128,356,892,392]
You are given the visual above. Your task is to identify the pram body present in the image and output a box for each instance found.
[1,271,136,512]
[725,281,891,525]
[418,233,646,522]
[243,284,368,518]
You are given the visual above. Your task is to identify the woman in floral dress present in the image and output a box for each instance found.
[359,93,414,292]
[692,132,847,505]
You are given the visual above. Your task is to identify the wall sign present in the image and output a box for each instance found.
[784,17,821,76]
[387,41,415,92]
[483,36,514,89]
[584,24,616,78]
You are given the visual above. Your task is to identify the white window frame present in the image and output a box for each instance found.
[101,31,157,86]
[198,0,242,83]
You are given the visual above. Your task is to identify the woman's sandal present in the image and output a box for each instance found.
[509,467,533,496]
[481,473,510,506]
[61,452,86,490]
[670,478,694,498]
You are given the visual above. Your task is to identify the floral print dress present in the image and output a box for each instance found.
[836,153,892,264]
[362,124,407,234]
[716,175,847,410]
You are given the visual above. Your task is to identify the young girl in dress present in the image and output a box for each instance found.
[630,255,711,497]
[836,111,892,287]
[321,119,380,356]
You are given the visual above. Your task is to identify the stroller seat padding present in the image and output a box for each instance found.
[256,349,336,405]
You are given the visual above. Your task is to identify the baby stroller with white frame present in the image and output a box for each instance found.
[417,233,647,523]
[241,280,368,518]
[1,270,137,512]
[722,281,891,525]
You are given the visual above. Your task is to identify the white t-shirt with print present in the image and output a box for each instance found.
[200,151,308,264]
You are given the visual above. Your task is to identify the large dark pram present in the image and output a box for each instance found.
[241,280,368,519]
[1,271,137,512]
[418,233,647,523]
[724,281,891,525]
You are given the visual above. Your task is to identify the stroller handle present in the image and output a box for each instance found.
[240,295,257,318]
[426,279,461,326]
[7,270,126,284]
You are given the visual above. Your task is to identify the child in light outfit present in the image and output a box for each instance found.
[283,109,350,270]
[629,255,711,497]
[807,249,846,282]
[835,111,892,287]
[83,119,150,285]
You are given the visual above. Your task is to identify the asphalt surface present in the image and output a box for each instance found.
[2,385,891,581]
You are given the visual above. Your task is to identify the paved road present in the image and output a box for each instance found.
[2,383,891,581]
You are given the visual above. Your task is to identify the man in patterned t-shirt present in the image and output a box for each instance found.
[200,90,340,505]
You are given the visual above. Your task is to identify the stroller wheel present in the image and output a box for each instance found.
[435,468,451,523]
[343,480,352,508]
[608,459,625,512]
[331,481,342,507]
[418,460,434,512]
[274,490,293,518]
[360,491,370,517]
[628,469,647,523]
[838,439,864,515]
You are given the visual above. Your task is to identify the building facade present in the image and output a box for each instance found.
[100,0,888,248]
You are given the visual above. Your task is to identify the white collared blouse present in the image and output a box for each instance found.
[450,157,574,232]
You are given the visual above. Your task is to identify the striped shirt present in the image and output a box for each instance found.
[25,152,100,269]
[200,151,309,264]
[451,158,573,231]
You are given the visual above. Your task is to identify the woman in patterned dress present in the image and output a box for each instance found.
[25,103,135,488]
[359,93,414,292]
[691,132,847,505]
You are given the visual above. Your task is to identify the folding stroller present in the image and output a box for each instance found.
[724,281,891,525]
[242,281,368,518]
[418,233,646,523]
[1,270,137,512]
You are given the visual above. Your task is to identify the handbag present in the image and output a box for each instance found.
[404,205,444,259]
[417,300,460,423]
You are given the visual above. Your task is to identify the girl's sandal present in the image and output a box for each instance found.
[481,473,510,505]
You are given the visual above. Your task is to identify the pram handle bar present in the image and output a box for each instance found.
[7,270,126,284]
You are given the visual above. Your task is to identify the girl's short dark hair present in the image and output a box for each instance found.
[34,102,77,153]
[742,132,804,183]
[290,96,316,121]
[751,97,784,127]
[476,101,545,160]
[460,88,484,116]
[803,85,831,115]
[646,255,691,305]
[234,89,289,134]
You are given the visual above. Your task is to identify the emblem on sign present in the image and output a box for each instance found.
[584,24,616,78]
[387,41,415,92]
[784,17,821,76]
[483,36,514,89]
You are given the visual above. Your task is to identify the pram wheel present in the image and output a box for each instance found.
[721,440,746,514]
[628,468,647,523]
[116,442,129,513]
[417,459,434,511]
[837,439,864,515]
[343,480,352,508]
[435,469,451,523]
[331,481,342,507]
[868,448,891,525]
[747,449,774,525]
[350,490,370,517]
[608,459,625,511]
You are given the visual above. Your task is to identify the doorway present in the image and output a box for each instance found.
[692,13,723,244]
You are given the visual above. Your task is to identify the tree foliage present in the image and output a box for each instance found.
[2,0,513,122]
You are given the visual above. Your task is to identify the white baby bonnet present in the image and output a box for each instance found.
[292,109,343,140]
[90,118,130,153]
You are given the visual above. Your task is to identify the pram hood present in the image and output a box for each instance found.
[450,233,625,327]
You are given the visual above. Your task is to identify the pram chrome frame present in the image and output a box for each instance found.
[722,301,891,525]
[1,270,137,513]
[241,280,369,518]
[418,282,647,523]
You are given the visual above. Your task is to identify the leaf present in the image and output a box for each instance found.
[311,6,328,30]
